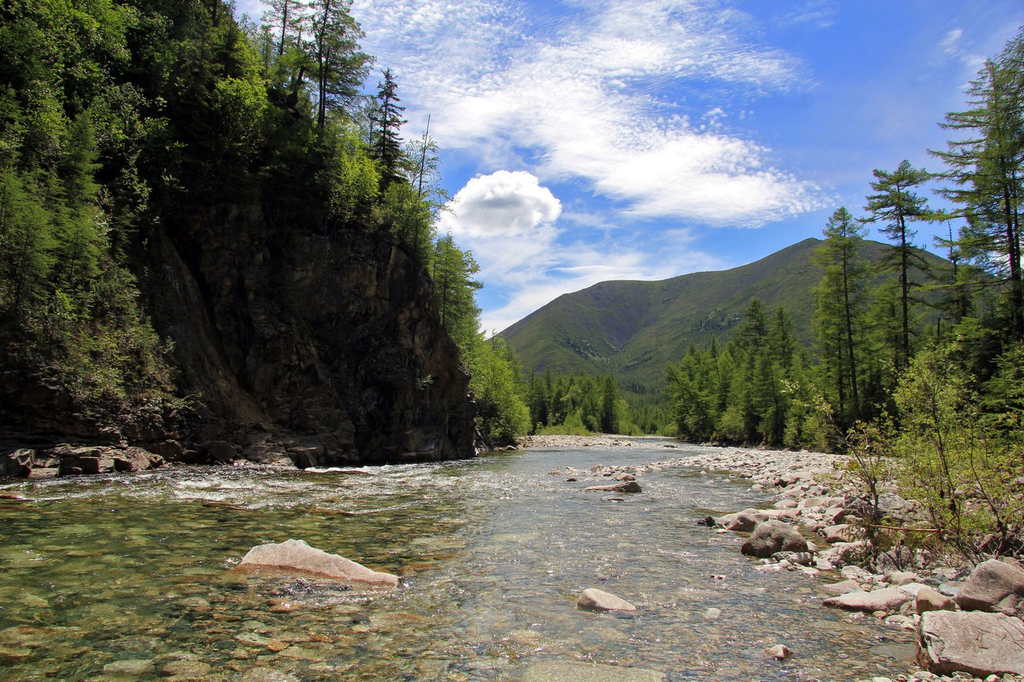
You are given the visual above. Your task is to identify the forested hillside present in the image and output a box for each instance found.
[0,0,522,470]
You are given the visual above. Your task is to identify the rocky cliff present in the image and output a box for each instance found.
[148,203,476,467]
[0,202,476,475]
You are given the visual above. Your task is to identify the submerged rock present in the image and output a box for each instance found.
[237,539,399,587]
[583,481,642,494]
[918,610,1024,677]
[576,588,637,612]
[523,660,663,681]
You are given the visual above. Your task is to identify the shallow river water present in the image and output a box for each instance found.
[0,442,915,680]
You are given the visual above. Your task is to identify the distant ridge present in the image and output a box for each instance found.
[500,238,946,393]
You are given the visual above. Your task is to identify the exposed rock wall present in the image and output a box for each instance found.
[145,203,476,466]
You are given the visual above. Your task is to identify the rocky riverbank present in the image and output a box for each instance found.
[538,438,1024,681]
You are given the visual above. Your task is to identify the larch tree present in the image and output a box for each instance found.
[307,0,372,129]
[863,160,932,370]
[931,32,1024,339]
[813,207,868,425]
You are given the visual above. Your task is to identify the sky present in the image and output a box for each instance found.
[235,0,1024,334]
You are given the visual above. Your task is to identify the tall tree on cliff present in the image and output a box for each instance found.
[863,160,933,370]
[308,0,371,129]
[813,207,869,427]
[931,31,1024,340]
[371,68,407,187]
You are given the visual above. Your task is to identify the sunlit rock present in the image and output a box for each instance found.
[740,520,808,558]
[953,558,1024,617]
[576,588,637,612]
[918,610,1024,677]
[238,539,399,587]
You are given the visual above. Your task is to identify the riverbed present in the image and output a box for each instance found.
[0,442,914,680]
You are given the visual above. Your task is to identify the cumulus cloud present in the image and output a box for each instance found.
[441,170,562,238]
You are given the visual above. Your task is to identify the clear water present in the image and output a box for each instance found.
[0,443,914,680]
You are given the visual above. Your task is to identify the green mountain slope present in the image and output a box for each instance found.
[501,237,947,392]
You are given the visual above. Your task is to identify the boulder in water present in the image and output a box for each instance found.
[237,539,399,587]
[741,520,808,558]
[576,588,637,612]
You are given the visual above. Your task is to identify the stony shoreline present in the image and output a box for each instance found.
[524,435,1024,682]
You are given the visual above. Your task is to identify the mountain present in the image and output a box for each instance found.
[500,238,947,392]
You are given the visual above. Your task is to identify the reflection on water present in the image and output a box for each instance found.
[0,444,913,680]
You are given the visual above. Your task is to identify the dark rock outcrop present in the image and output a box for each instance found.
[144,204,475,466]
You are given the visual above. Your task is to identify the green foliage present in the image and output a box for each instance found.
[430,234,481,350]
[525,370,637,435]
[667,300,810,447]
[891,342,1023,558]
[467,337,530,446]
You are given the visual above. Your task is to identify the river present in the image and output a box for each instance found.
[0,442,915,680]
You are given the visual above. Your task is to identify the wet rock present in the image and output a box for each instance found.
[765,644,793,660]
[0,645,32,663]
[201,440,238,464]
[915,587,955,614]
[103,659,155,676]
[160,659,211,679]
[953,558,1024,617]
[576,588,637,612]
[726,508,768,532]
[237,539,399,587]
[918,610,1024,677]
[741,520,808,558]
[583,481,641,494]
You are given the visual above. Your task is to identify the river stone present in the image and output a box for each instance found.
[953,558,1024,616]
[765,644,793,660]
[583,481,642,493]
[103,659,155,676]
[741,520,808,558]
[821,523,859,543]
[727,508,768,532]
[237,539,399,587]
[918,610,1024,677]
[822,586,914,613]
[523,660,664,681]
[822,579,865,596]
[160,659,211,678]
[577,588,637,612]
[915,586,955,614]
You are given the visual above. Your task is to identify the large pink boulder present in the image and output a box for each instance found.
[237,539,399,587]
[918,610,1024,677]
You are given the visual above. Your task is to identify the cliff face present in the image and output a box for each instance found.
[145,203,476,466]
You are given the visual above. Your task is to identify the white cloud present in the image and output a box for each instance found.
[441,170,561,238]
[353,0,824,228]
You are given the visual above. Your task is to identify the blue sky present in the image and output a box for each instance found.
[235,0,1024,333]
